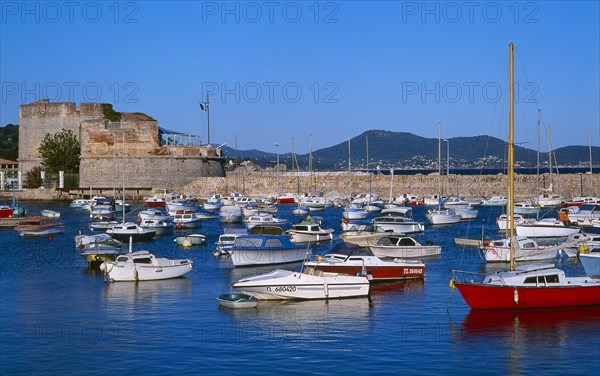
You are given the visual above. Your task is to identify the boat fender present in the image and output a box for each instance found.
[578,245,590,254]
[317,255,323,263]
[449,279,455,291]
[137,215,141,223]
[513,289,519,305]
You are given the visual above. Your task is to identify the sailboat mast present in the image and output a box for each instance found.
[366,134,371,205]
[348,138,352,199]
[589,131,593,176]
[122,130,126,223]
[509,42,516,271]
[437,120,442,207]
[547,124,553,188]
[536,109,540,205]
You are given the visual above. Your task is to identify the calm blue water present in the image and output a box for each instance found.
[1,202,598,375]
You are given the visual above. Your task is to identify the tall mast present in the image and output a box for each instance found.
[309,135,313,193]
[348,138,352,199]
[590,131,593,176]
[547,124,553,189]
[366,133,371,205]
[509,42,516,271]
[206,93,211,146]
[536,109,540,204]
[437,120,442,208]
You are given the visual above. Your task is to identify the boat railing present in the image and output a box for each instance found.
[451,270,504,285]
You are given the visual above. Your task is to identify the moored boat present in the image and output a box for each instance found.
[99,250,193,282]
[225,234,308,267]
[106,222,156,242]
[14,216,64,237]
[369,234,441,258]
[217,293,259,308]
[304,246,425,281]
[232,268,370,300]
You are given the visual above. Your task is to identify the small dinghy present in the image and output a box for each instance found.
[174,233,206,247]
[217,293,258,309]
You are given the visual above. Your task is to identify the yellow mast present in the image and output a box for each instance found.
[509,43,516,271]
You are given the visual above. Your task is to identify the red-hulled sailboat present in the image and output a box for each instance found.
[450,43,600,310]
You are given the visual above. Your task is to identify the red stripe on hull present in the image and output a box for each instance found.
[277,198,296,204]
[313,265,425,281]
[145,202,166,207]
[455,283,600,309]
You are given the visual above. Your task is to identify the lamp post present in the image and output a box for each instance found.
[275,143,280,197]
[443,139,449,196]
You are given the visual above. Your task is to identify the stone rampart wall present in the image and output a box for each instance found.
[184,172,600,201]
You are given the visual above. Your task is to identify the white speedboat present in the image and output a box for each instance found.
[99,251,193,282]
[340,224,394,247]
[140,218,174,235]
[372,207,424,233]
[456,206,478,220]
[342,205,368,220]
[287,216,334,243]
[425,208,461,225]
[70,199,91,209]
[225,234,308,267]
[515,218,581,238]
[106,222,156,242]
[369,235,441,258]
[232,269,370,300]
[137,209,171,223]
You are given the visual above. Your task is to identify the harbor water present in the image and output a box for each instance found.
[1,202,599,375]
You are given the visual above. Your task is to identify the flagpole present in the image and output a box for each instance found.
[206,93,211,146]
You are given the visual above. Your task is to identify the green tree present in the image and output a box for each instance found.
[38,129,80,173]
[25,165,44,188]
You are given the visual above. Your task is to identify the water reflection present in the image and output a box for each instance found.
[217,298,372,344]
[103,278,193,306]
[455,307,600,374]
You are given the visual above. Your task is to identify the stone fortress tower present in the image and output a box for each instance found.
[19,100,225,190]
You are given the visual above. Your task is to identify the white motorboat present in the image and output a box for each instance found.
[172,211,204,229]
[219,205,243,223]
[245,213,288,229]
[99,251,193,282]
[287,216,334,243]
[480,195,507,206]
[369,235,441,258]
[217,293,258,308]
[292,205,310,216]
[423,194,444,206]
[482,236,578,262]
[342,205,368,220]
[232,269,370,300]
[140,218,174,235]
[215,228,247,255]
[514,201,540,215]
[372,207,425,233]
[496,213,535,230]
[561,204,600,225]
[41,209,60,218]
[425,208,461,225]
[225,234,308,267]
[515,218,581,238]
[106,222,156,242]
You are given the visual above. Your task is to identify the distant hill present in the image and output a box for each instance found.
[222,129,600,170]
[0,124,18,161]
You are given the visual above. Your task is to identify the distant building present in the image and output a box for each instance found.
[19,100,225,190]
[0,158,18,189]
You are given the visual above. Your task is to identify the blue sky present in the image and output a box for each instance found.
[1,1,598,154]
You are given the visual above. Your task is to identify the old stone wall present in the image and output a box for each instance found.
[184,172,600,201]
[80,156,225,190]
[19,100,226,188]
